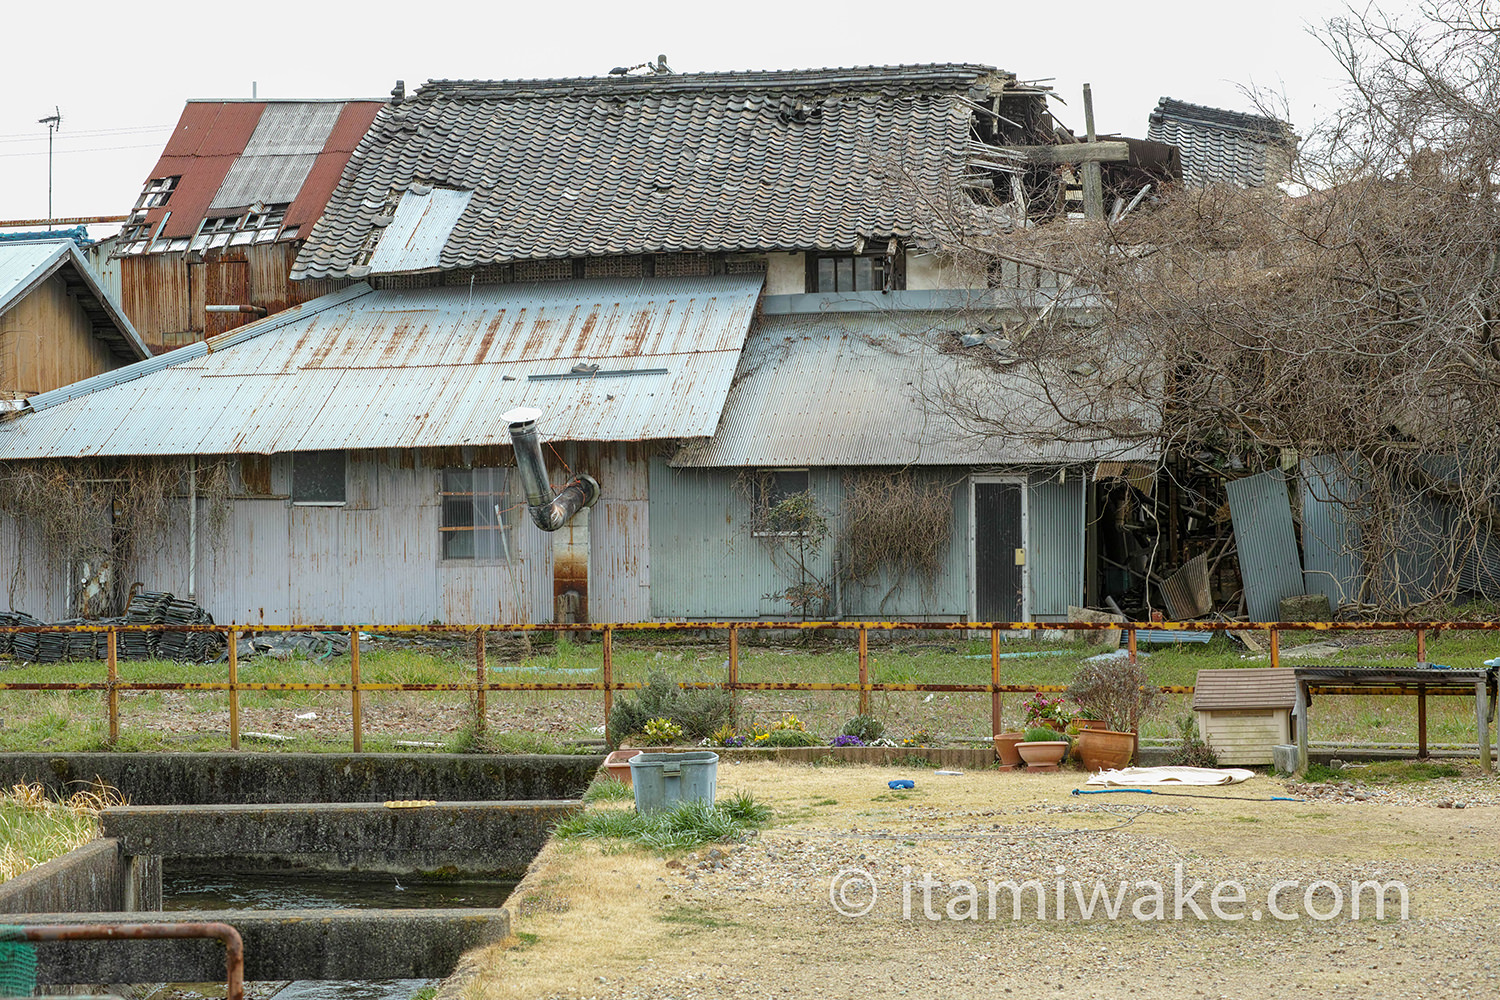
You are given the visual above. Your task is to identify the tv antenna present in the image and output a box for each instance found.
[38,107,61,225]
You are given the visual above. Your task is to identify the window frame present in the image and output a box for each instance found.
[809,253,898,293]
[439,467,520,562]
[290,450,347,506]
[750,468,814,537]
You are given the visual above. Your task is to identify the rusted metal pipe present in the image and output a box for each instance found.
[205,304,268,316]
[503,407,599,531]
[18,921,244,1000]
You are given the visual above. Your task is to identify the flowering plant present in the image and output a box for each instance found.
[1020,693,1074,731]
[831,734,865,747]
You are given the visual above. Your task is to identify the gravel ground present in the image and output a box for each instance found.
[455,761,1500,1000]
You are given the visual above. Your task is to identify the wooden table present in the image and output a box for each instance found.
[1293,665,1498,773]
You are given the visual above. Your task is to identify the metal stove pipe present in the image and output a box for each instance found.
[503,407,600,531]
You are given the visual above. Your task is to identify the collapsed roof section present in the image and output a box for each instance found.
[292,64,1055,280]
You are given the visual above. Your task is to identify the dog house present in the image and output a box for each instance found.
[1192,668,1298,765]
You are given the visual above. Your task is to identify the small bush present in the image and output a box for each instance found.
[1022,726,1067,743]
[1068,657,1165,733]
[582,778,636,803]
[607,673,735,749]
[1166,716,1218,768]
[764,729,823,748]
[840,714,885,743]
[898,727,935,748]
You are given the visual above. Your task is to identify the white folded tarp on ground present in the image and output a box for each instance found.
[1086,766,1256,786]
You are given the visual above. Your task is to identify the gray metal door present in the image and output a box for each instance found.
[974,480,1024,622]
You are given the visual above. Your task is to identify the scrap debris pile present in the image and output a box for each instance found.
[0,592,225,664]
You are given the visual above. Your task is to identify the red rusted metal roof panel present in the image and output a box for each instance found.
[285,102,383,230]
[194,102,267,157]
[160,102,226,158]
[133,103,267,239]
[156,156,242,238]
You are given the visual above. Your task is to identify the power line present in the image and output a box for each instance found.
[0,142,167,160]
[0,124,172,143]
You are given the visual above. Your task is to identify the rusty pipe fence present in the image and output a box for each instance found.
[0,619,1497,749]
[15,921,244,1000]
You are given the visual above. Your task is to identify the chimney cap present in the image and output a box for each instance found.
[503,406,543,426]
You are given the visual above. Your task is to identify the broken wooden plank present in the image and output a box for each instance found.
[993,141,1130,165]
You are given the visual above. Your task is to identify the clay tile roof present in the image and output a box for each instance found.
[1147,97,1297,189]
[292,64,1018,279]
[1191,668,1299,711]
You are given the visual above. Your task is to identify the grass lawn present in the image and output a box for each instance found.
[0,782,109,881]
[0,626,1495,753]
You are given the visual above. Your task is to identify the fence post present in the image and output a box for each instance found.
[350,628,362,753]
[228,627,239,751]
[728,623,739,698]
[475,629,487,735]
[1269,627,1280,671]
[602,625,613,744]
[990,625,1001,740]
[106,626,119,746]
[1417,627,1427,663]
[1127,626,1137,668]
[857,625,869,717]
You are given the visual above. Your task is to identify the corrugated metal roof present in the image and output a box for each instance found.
[0,275,761,458]
[211,153,319,210]
[1192,668,1297,711]
[367,189,475,273]
[241,102,345,155]
[670,311,1157,467]
[0,241,149,363]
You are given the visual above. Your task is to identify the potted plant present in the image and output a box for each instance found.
[993,730,1025,767]
[1015,725,1070,770]
[1067,655,1165,772]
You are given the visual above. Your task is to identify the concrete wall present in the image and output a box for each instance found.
[0,838,160,914]
[101,800,578,878]
[0,753,602,805]
[25,907,510,983]
[765,252,806,294]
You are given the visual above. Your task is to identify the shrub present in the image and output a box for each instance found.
[607,672,735,749]
[1166,716,1218,768]
[1067,658,1164,733]
[840,714,885,743]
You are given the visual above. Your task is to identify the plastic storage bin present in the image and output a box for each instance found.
[628,751,720,813]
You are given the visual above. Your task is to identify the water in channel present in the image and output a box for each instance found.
[140,868,516,1000]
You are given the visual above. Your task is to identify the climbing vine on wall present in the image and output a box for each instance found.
[838,470,956,601]
[0,457,233,615]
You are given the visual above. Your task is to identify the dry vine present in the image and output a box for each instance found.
[838,470,956,604]
[0,457,233,615]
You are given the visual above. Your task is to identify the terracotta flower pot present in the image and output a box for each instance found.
[1076,729,1136,772]
[993,732,1025,767]
[603,749,643,787]
[1074,718,1108,731]
[1015,740,1069,767]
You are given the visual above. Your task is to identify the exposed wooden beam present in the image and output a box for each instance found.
[992,141,1130,165]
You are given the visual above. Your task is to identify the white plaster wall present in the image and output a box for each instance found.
[765,253,806,294]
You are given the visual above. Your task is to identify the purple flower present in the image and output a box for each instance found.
[832,734,865,747]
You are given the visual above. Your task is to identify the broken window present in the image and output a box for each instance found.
[120,176,181,241]
[752,469,815,535]
[291,451,346,505]
[814,255,889,293]
[441,468,520,560]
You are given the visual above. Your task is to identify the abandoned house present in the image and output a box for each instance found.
[96,97,383,354]
[0,64,1157,626]
[0,239,148,401]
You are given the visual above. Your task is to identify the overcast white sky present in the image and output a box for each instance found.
[0,0,1407,230]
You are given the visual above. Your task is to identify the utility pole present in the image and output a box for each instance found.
[38,107,61,226]
[1081,86,1104,222]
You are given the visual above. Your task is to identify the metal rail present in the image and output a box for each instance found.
[16,921,243,1000]
[0,620,1493,748]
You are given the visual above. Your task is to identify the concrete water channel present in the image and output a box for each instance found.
[0,752,601,996]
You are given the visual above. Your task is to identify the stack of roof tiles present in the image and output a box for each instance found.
[1146,98,1296,189]
[0,610,42,660]
[294,65,1014,279]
